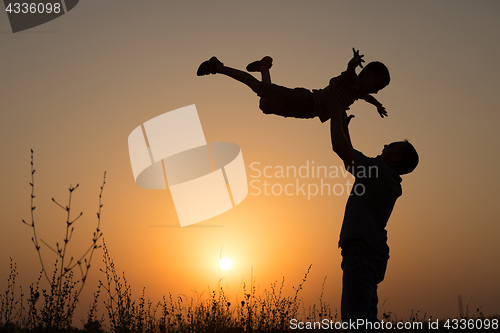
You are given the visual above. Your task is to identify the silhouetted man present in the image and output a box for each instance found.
[329,104,418,332]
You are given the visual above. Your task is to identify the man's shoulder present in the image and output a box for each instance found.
[350,151,400,179]
[354,150,375,166]
[344,150,371,174]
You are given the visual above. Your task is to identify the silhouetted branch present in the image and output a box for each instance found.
[21,149,107,329]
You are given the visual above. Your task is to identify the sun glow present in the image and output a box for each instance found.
[219,258,233,270]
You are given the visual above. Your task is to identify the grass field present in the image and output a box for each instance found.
[1,153,497,332]
[1,248,498,332]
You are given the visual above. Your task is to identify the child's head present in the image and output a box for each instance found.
[358,61,390,95]
[379,140,419,175]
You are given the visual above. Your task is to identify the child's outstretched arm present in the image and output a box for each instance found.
[361,94,388,118]
[347,48,365,72]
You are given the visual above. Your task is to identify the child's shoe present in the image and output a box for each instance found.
[246,56,273,72]
[197,56,223,76]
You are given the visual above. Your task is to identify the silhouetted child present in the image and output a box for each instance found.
[197,48,390,122]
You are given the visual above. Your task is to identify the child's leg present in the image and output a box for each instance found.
[252,60,274,111]
[197,56,316,120]
[247,58,274,115]
[218,65,315,119]
[197,56,265,94]
[260,66,271,84]
[217,65,263,94]
[216,56,273,91]
[246,57,317,119]
[197,56,274,97]
[246,56,273,83]
[217,64,302,118]
[217,63,314,119]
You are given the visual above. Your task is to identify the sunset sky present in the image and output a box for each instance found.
[1,0,499,324]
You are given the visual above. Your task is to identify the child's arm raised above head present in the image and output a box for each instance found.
[361,94,388,118]
[347,48,365,72]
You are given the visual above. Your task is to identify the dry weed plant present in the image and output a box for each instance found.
[0,149,106,332]
[85,243,325,333]
[0,259,25,331]
[92,252,335,333]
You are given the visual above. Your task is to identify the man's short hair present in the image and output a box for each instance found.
[397,140,419,175]
[359,61,390,87]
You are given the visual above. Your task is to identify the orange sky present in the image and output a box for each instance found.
[1,0,499,324]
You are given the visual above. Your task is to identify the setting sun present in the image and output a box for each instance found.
[219,258,233,270]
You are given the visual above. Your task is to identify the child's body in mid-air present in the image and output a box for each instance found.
[197,48,390,122]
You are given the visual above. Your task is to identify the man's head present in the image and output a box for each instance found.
[358,61,390,95]
[378,140,419,175]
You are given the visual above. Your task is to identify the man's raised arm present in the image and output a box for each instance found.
[330,102,356,168]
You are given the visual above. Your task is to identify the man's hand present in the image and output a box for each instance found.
[341,113,355,148]
[346,114,355,125]
[351,48,365,69]
[341,110,355,127]
[377,105,388,118]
